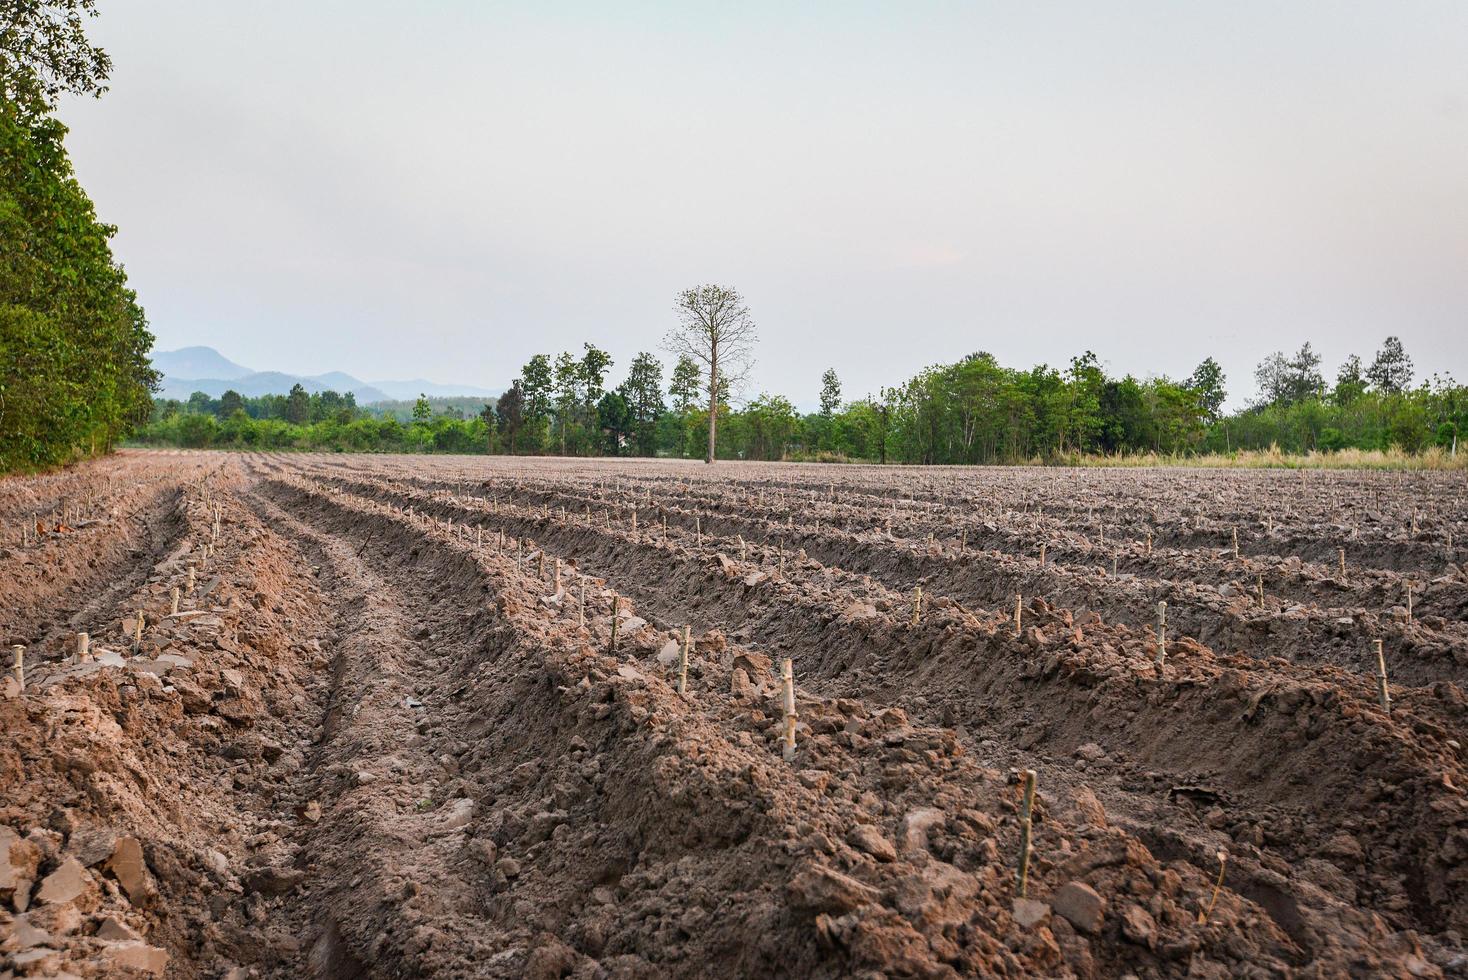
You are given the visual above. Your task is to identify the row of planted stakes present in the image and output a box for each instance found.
[8,500,224,693]
[409,482,1412,710]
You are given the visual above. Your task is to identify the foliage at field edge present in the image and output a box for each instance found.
[137,338,1465,467]
[1,2,158,473]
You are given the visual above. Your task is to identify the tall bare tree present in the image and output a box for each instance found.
[663,285,757,463]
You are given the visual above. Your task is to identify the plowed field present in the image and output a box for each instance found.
[3,451,1465,977]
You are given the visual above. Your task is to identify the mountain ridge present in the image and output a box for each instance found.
[152,346,498,404]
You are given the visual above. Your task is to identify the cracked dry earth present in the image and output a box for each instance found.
[2,450,1466,978]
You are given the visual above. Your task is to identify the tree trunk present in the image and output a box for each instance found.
[706,350,718,464]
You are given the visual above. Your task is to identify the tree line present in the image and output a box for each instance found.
[137,323,1464,463]
[1,1,158,472]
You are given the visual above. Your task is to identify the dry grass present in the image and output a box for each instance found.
[1067,445,1467,471]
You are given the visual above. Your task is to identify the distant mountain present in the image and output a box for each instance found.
[151,346,253,381]
[371,378,499,400]
[151,346,497,405]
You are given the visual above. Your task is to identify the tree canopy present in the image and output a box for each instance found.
[0,0,112,107]
[138,334,1464,465]
[1,53,156,471]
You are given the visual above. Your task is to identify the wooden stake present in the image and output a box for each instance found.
[538,550,545,578]
[911,586,922,626]
[1256,573,1264,605]
[1145,531,1153,556]
[133,610,144,651]
[1154,601,1167,665]
[1111,555,1118,577]
[608,595,619,654]
[554,559,562,592]
[11,645,23,690]
[1338,547,1346,577]
[1374,639,1391,715]
[170,587,180,616]
[1231,527,1239,559]
[1405,583,1412,624]
[1038,543,1046,566]
[578,580,586,628]
[75,632,89,664]
[1015,769,1036,897]
[781,658,797,762]
[677,626,691,696]
[1014,594,1023,637]
[187,565,196,593]
[695,516,702,546]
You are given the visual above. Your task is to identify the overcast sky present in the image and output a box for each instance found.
[60,1,1468,410]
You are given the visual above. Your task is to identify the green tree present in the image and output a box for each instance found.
[742,393,799,460]
[411,393,431,424]
[1367,336,1413,393]
[819,368,841,416]
[1335,355,1367,406]
[495,382,525,453]
[668,354,700,413]
[175,412,216,448]
[285,385,310,424]
[1254,343,1323,406]
[520,354,552,419]
[0,76,157,470]
[553,351,579,453]
[596,391,632,455]
[620,352,664,456]
[477,403,497,452]
[519,353,552,451]
[1062,352,1105,452]
[1185,357,1226,422]
[1287,343,1325,401]
[874,387,896,464]
[579,343,612,417]
[218,389,244,418]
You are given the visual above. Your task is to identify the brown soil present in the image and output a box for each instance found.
[2,451,1464,978]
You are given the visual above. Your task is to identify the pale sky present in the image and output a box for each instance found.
[60,2,1468,409]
